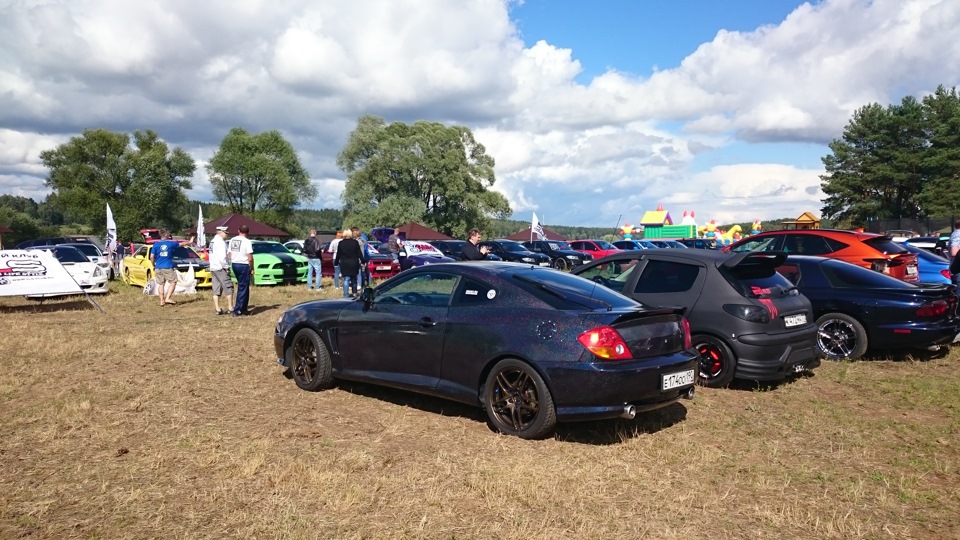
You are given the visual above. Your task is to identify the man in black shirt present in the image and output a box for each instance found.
[461,228,491,261]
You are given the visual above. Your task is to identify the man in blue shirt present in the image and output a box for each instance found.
[150,229,194,306]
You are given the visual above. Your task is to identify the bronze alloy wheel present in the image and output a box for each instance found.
[483,359,556,439]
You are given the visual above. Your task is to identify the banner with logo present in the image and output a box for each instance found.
[0,250,83,297]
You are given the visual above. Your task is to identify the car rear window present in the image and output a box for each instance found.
[634,260,699,294]
[510,268,639,310]
[862,237,908,254]
[720,261,796,297]
[820,259,917,289]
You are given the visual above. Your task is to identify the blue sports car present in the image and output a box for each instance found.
[777,255,959,360]
[900,242,951,284]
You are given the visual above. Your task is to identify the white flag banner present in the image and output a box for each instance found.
[106,204,117,253]
[196,205,206,248]
[0,250,83,297]
[532,212,546,241]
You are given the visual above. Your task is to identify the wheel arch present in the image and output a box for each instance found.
[475,353,552,405]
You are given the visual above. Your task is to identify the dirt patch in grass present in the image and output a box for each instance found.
[1,283,959,539]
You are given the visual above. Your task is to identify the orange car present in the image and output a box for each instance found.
[724,229,919,282]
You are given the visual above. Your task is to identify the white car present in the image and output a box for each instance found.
[63,242,114,280]
[25,245,109,296]
[283,240,305,255]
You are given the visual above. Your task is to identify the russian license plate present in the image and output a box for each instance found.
[661,369,695,391]
[539,262,550,267]
[906,264,918,275]
[783,313,807,327]
[376,266,391,271]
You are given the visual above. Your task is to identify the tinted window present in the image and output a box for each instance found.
[783,235,832,255]
[593,240,615,250]
[375,272,459,306]
[499,242,527,253]
[454,278,497,305]
[50,247,89,264]
[634,260,699,294]
[862,237,909,254]
[722,263,796,297]
[820,259,916,289]
[576,259,641,294]
[776,264,801,285]
[173,247,201,259]
[730,235,780,252]
[510,268,638,310]
[67,244,102,257]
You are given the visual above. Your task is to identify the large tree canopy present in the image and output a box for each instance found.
[336,115,511,237]
[821,86,960,225]
[206,127,316,227]
[40,129,194,242]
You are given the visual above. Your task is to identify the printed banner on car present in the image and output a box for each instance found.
[0,249,83,297]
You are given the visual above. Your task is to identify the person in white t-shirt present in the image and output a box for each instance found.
[209,226,234,315]
[228,225,254,316]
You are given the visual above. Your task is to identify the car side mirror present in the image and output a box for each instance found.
[360,287,374,303]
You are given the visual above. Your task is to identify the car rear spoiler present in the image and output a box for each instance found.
[717,251,787,269]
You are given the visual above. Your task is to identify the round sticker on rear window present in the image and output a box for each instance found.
[487,289,496,299]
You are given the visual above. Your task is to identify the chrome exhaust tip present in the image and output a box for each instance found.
[619,405,636,419]
[683,386,695,400]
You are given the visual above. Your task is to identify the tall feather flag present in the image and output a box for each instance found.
[105,203,117,253]
[196,205,206,248]
[532,212,546,241]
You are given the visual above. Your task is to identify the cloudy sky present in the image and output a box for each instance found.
[1,0,958,228]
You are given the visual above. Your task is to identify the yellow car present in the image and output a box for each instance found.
[122,244,212,288]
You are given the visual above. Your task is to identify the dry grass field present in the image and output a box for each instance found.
[1,280,959,539]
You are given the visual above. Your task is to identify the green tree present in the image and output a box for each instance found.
[206,127,316,228]
[917,86,960,217]
[337,115,511,237]
[39,129,195,242]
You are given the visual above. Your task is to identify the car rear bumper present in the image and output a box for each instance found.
[869,320,960,349]
[542,351,699,421]
[731,327,820,380]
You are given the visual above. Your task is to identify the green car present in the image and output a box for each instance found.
[230,240,308,286]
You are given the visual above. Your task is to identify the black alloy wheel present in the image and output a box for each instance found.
[552,257,569,271]
[693,334,737,388]
[483,359,556,439]
[287,328,334,391]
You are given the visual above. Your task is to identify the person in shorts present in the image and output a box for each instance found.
[209,225,234,315]
[150,229,195,306]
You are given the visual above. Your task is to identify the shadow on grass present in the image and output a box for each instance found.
[0,298,98,313]
[317,378,688,445]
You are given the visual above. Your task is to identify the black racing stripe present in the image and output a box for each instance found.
[272,253,296,264]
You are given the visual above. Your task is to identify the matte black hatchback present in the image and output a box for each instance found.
[573,250,819,387]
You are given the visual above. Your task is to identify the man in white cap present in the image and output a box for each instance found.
[209,225,234,315]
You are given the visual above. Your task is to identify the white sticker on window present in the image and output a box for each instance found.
[466,289,478,296]
[487,289,496,299]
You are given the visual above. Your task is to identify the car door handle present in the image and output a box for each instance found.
[418,317,437,327]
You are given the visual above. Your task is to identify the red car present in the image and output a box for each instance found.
[724,229,919,283]
[568,239,623,260]
[320,241,400,280]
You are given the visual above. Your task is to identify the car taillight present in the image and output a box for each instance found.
[577,325,632,360]
[940,269,952,280]
[681,317,692,349]
[722,304,771,323]
[916,300,948,318]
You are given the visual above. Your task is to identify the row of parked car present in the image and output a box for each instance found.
[274,228,960,438]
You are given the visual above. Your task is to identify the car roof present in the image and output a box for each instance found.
[590,248,786,269]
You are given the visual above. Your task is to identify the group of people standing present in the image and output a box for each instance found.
[302,226,370,298]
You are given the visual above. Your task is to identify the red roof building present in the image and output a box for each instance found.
[193,213,291,240]
[397,221,453,241]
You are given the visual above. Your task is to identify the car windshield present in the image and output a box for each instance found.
[593,240,615,249]
[253,243,292,254]
[31,246,89,264]
[405,242,444,256]
[548,242,569,250]
[172,246,201,259]
[499,242,528,253]
[66,244,102,257]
